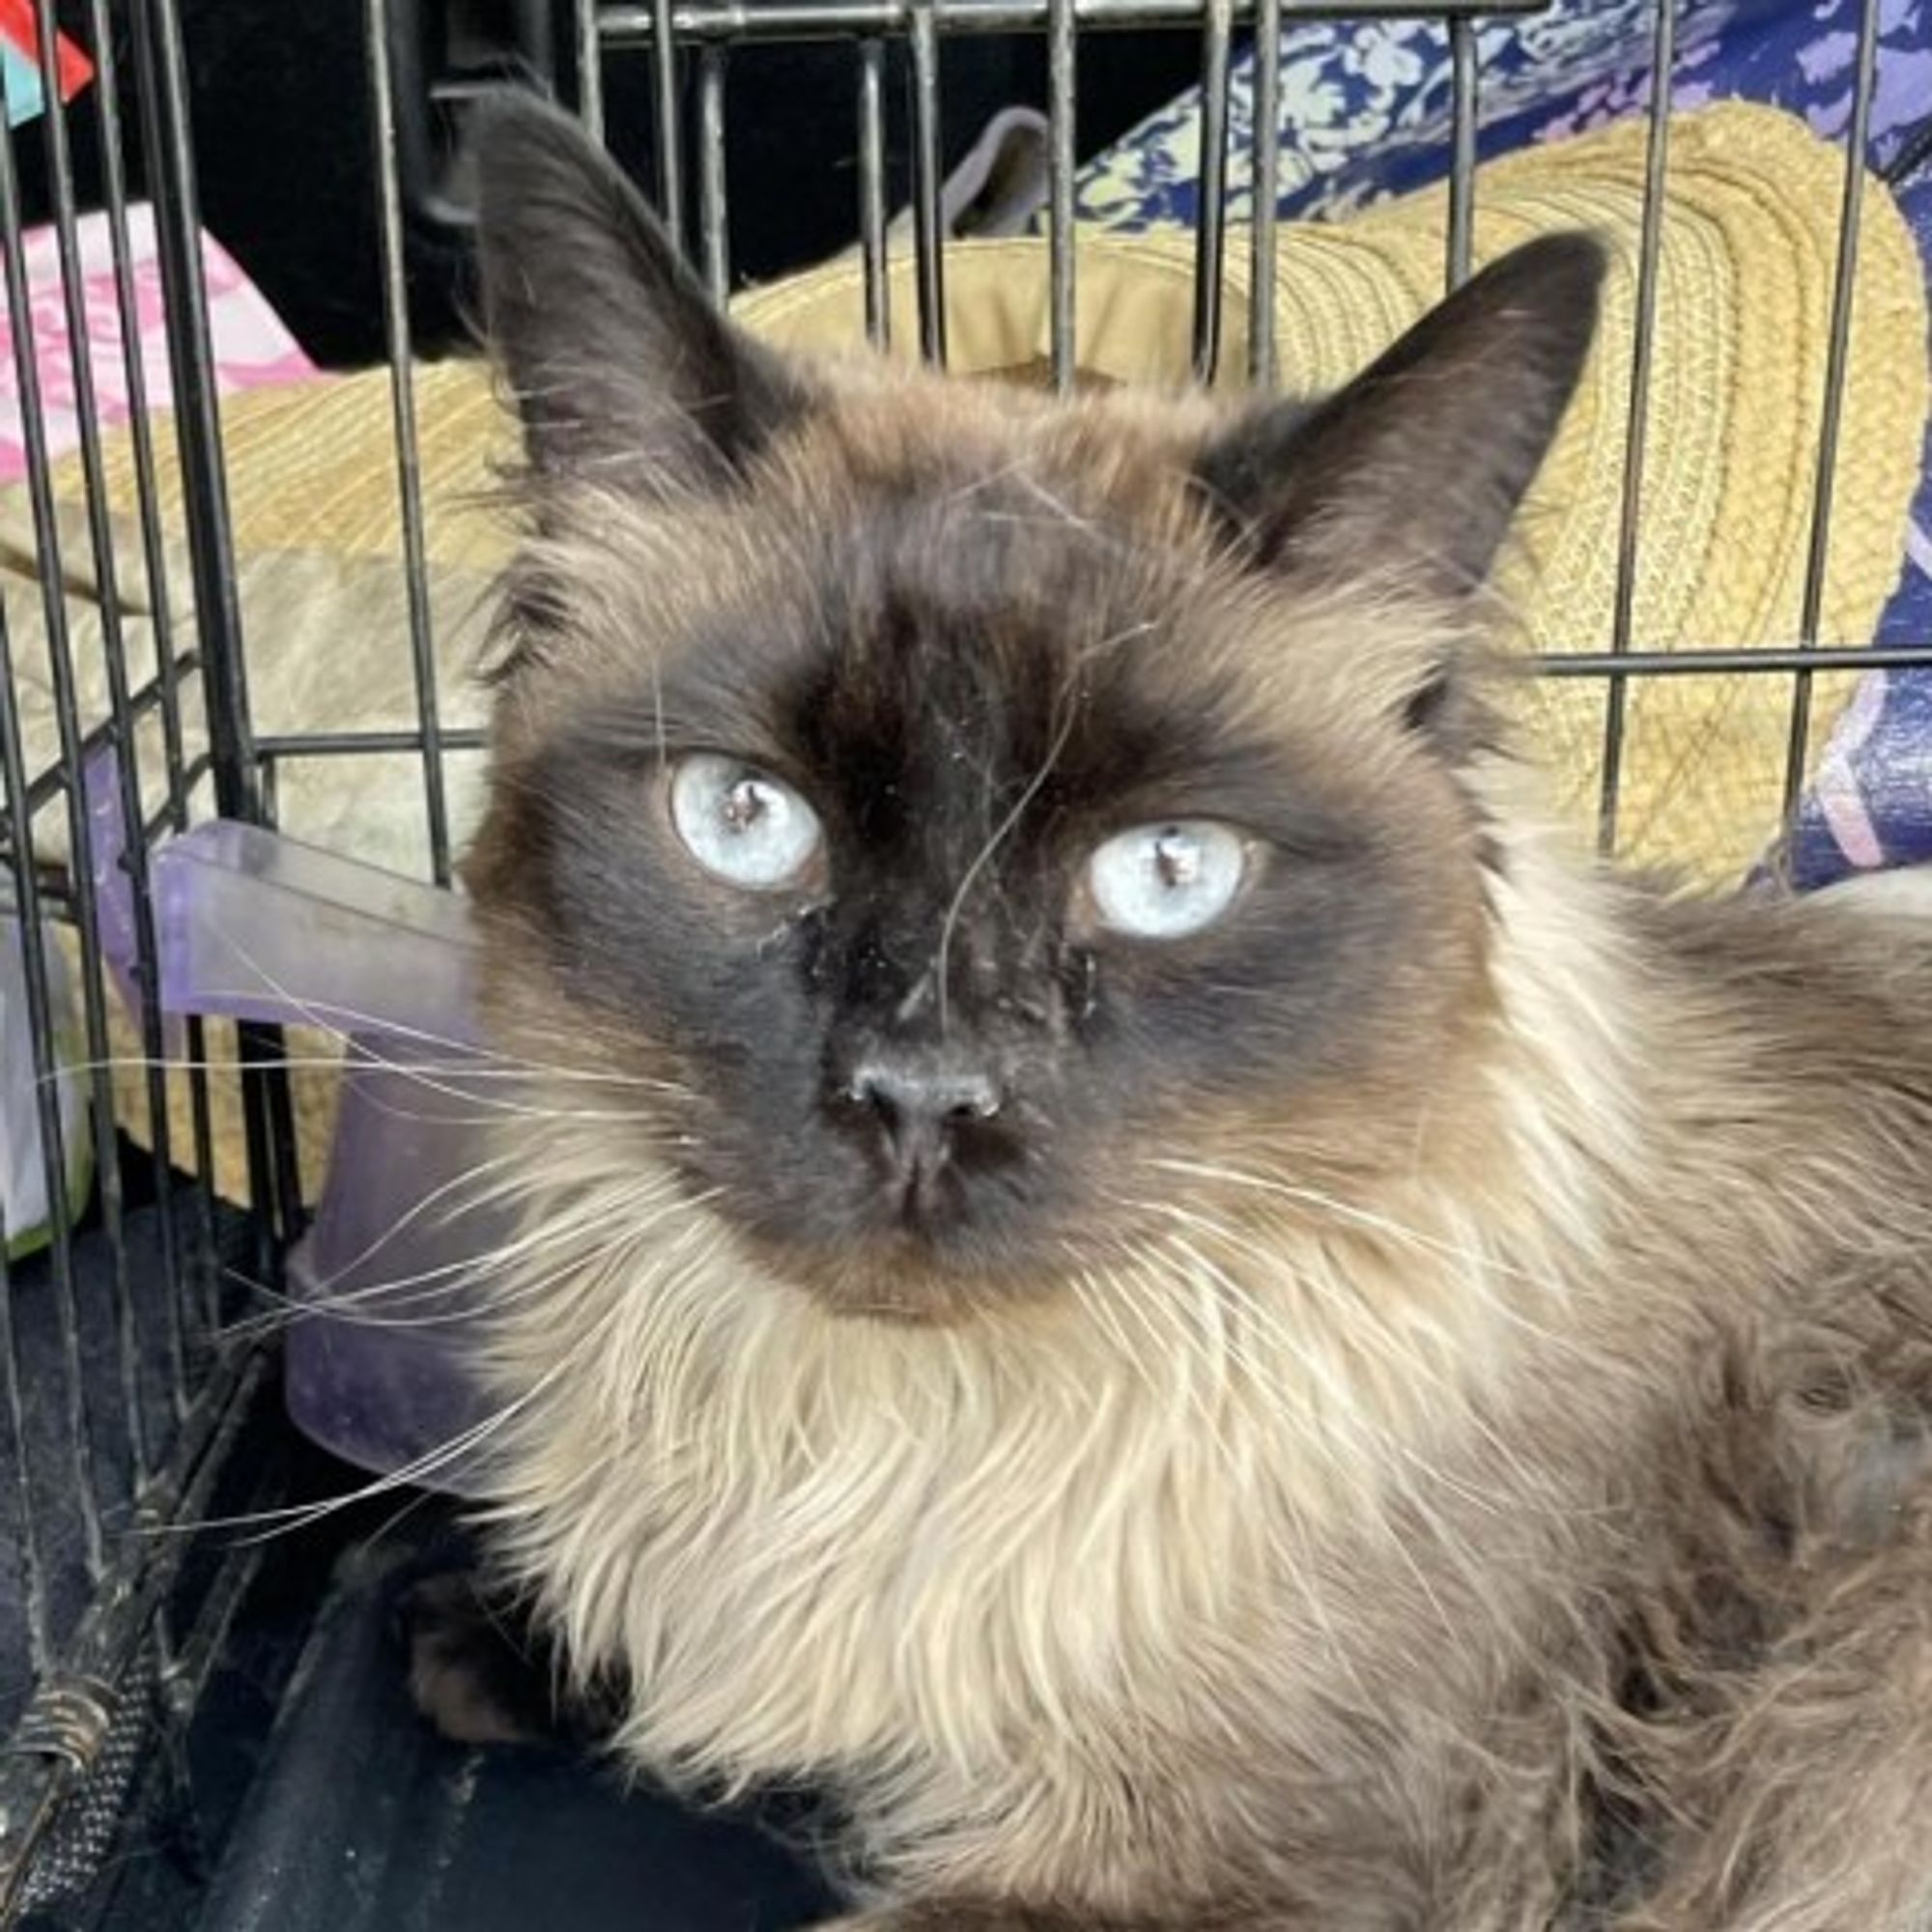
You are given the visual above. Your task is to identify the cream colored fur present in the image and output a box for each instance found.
[474,771,1659,1912]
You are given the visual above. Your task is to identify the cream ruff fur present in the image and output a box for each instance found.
[475,784,1660,1913]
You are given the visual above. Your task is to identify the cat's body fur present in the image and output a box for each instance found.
[445,96,1932,1930]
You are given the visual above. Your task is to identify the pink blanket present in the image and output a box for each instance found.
[0,202,314,483]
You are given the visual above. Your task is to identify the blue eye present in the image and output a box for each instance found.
[668,754,823,890]
[1088,820,1247,939]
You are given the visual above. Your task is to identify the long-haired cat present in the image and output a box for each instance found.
[438,93,1932,1930]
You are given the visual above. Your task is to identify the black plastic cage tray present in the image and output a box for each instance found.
[176,1525,833,1932]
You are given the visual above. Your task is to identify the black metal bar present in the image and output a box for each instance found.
[128,5,256,830]
[184,1017,222,1336]
[83,0,219,1346]
[33,4,186,1446]
[364,0,454,889]
[575,0,607,138]
[81,3,192,836]
[1884,117,1932,186]
[252,728,490,760]
[156,1451,278,1725]
[1191,0,1234,381]
[1047,0,1077,391]
[0,1231,47,1672]
[131,0,300,1249]
[0,104,112,1576]
[909,0,948,365]
[1781,0,1883,829]
[652,0,687,246]
[604,0,1542,39]
[1596,0,1678,855]
[244,650,1932,756]
[1248,0,1281,386]
[0,648,101,1585]
[1534,643,1932,676]
[857,39,891,349]
[1445,16,1476,289]
[139,757,213,848]
[697,43,731,302]
[141,1438,276,1889]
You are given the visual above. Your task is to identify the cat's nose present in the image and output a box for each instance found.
[838,1054,1002,1169]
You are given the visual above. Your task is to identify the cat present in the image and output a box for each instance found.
[431,90,1932,1931]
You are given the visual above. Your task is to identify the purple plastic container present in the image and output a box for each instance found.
[130,817,504,1492]
[283,1035,508,1498]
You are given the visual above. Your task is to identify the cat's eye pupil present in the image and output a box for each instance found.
[722,779,773,834]
[1152,833,1200,891]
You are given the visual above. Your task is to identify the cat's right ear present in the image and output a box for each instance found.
[469,92,803,496]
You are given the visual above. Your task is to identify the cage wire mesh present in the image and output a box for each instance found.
[0,0,1918,1919]
[14,1641,156,1917]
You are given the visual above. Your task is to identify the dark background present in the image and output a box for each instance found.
[14,0,1206,369]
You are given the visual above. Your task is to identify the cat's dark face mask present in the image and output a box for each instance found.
[461,96,1603,1320]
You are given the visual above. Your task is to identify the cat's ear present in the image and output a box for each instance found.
[469,92,803,495]
[1195,234,1605,601]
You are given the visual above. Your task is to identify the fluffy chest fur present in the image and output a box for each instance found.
[477,832,1692,1896]
[481,1192,1606,1905]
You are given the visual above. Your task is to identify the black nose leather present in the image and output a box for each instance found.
[839,1055,1002,1173]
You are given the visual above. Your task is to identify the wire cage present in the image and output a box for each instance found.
[0,0,1920,1923]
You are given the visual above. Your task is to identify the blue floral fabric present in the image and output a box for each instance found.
[1077,0,1932,888]
[1074,0,1930,229]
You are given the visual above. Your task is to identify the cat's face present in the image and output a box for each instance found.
[464,99,1602,1319]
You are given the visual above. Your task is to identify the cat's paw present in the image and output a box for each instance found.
[400,1569,592,1747]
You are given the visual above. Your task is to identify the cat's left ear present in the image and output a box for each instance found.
[1195,235,1605,602]
[469,91,805,496]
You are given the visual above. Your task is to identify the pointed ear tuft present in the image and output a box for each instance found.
[1196,233,1607,600]
[468,91,803,495]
